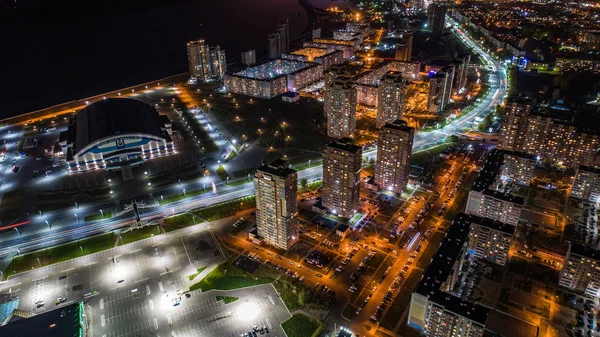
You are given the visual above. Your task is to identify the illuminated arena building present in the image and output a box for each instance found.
[57,98,174,172]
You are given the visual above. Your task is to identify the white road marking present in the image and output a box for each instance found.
[59,268,74,273]
[101,314,105,327]
[146,284,151,296]
[158,281,164,292]
[149,299,154,310]
[135,278,149,284]
[153,317,159,330]
[167,313,172,325]
[83,262,97,267]
[100,298,104,310]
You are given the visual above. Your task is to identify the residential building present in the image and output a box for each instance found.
[276,18,290,54]
[254,159,298,250]
[452,55,471,93]
[241,50,256,66]
[394,30,413,62]
[466,215,515,266]
[325,77,357,138]
[465,149,525,226]
[374,120,414,193]
[267,33,281,59]
[570,166,600,202]
[408,213,537,337]
[498,95,533,151]
[499,150,536,187]
[559,243,600,298]
[428,3,446,36]
[322,138,362,218]
[312,28,321,40]
[186,39,226,81]
[427,66,454,113]
[376,71,409,128]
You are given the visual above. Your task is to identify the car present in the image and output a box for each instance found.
[185,293,191,298]
[316,273,323,278]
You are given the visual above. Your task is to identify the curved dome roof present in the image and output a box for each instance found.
[73,98,165,153]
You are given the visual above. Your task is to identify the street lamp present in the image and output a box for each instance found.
[74,213,79,224]
[100,209,104,218]
[39,210,43,217]
[308,159,311,167]
[45,220,50,229]
[183,189,186,198]
[14,227,19,237]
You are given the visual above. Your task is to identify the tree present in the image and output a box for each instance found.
[300,178,307,188]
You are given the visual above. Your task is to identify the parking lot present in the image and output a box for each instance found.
[0,223,290,337]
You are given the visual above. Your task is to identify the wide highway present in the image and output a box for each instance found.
[0,21,507,261]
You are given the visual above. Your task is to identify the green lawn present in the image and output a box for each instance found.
[281,314,323,337]
[188,266,208,281]
[1,189,24,207]
[84,210,112,222]
[227,179,251,187]
[5,233,116,278]
[189,262,278,292]
[158,188,209,205]
[381,271,423,331]
[216,296,239,304]
[216,165,229,182]
[120,225,163,245]
[225,150,237,162]
[342,304,358,320]
[163,213,196,232]
[192,196,255,222]
[232,168,256,179]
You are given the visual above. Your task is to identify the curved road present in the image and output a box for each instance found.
[0,23,507,261]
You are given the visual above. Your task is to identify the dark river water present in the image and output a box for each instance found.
[0,0,331,118]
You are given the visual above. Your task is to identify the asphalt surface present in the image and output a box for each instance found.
[0,222,290,337]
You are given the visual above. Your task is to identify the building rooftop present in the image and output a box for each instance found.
[578,165,600,175]
[70,98,168,155]
[0,302,84,337]
[501,150,537,161]
[569,242,600,261]
[414,213,490,325]
[233,59,316,80]
[258,159,296,178]
[484,309,539,337]
[468,213,516,235]
[383,120,414,133]
[326,138,361,154]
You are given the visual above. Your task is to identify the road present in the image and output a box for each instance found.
[0,22,507,263]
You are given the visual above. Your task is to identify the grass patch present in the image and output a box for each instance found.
[84,210,112,222]
[381,270,423,330]
[188,266,208,281]
[227,179,251,187]
[192,196,256,222]
[225,150,237,162]
[342,303,358,320]
[0,207,20,222]
[281,314,323,337]
[1,189,24,207]
[163,213,196,232]
[216,296,239,304]
[216,164,229,182]
[189,261,278,291]
[6,233,116,278]
[232,168,256,179]
[158,188,209,205]
[120,225,163,245]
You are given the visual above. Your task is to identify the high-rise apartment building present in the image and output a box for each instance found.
[241,50,256,66]
[276,18,290,54]
[465,216,515,266]
[267,33,281,59]
[498,96,532,151]
[254,159,298,250]
[498,150,536,186]
[452,55,471,94]
[187,40,227,81]
[427,3,446,36]
[325,77,357,138]
[427,66,454,113]
[394,31,413,62]
[322,138,362,218]
[374,120,414,193]
[376,72,409,129]
[559,243,600,298]
[570,166,600,202]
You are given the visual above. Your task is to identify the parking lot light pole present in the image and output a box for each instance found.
[74,213,79,224]
[39,210,43,217]
[45,220,50,229]
[100,209,104,218]
[14,227,20,237]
